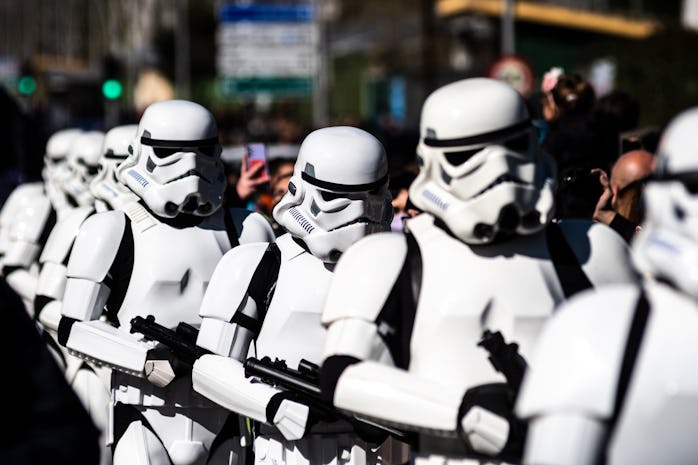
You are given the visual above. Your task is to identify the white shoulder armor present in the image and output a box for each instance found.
[66,210,126,281]
[229,208,275,244]
[39,205,94,265]
[0,182,44,223]
[10,194,52,242]
[322,232,407,325]
[199,242,269,321]
[516,284,640,419]
[559,219,639,285]
[3,195,53,268]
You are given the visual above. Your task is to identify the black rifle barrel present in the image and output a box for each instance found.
[245,357,322,398]
[130,315,210,365]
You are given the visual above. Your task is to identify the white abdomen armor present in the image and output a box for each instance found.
[255,234,333,368]
[610,282,698,465]
[116,208,231,330]
[407,214,563,386]
[516,280,698,465]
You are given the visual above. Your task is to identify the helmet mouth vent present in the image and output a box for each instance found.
[498,204,520,233]
[181,196,200,213]
[474,223,495,241]
[165,202,178,215]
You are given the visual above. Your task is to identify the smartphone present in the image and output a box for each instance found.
[247,143,270,182]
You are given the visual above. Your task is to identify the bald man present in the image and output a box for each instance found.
[593,149,655,242]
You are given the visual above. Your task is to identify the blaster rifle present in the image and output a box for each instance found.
[130,315,211,365]
[244,356,409,443]
[245,356,322,400]
[478,330,528,395]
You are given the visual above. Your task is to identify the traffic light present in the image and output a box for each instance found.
[102,79,123,100]
[17,62,37,96]
[102,55,123,100]
[17,75,37,96]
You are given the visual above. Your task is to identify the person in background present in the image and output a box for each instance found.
[542,72,598,176]
[224,149,270,209]
[594,149,656,242]
[388,167,419,232]
[263,158,296,235]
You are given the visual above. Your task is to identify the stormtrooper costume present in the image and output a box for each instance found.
[34,126,135,465]
[516,108,698,465]
[191,126,405,465]
[34,130,106,340]
[57,100,274,465]
[319,78,639,465]
[0,128,83,309]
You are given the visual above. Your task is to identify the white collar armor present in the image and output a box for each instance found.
[116,100,226,218]
[409,78,555,244]
[272,126,392,263]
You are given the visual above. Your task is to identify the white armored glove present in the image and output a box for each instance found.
[271,397,311,440]
[144,346,189,388]
[460,405,510,455]
[457,383,525,460]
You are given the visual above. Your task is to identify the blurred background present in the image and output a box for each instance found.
[1,0,697,194]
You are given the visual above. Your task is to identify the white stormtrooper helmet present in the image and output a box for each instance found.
[116,100,225,218]
[633,107,698,298]
[409,78,555,244]
[43,128,83,186]
[90,124,139,209]
[273,126,392,263]
[63,131,105,206]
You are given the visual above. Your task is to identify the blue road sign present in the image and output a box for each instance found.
[219,3,314,23]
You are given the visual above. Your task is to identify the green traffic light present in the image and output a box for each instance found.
[102,79,123,99]
[18,76,37,95]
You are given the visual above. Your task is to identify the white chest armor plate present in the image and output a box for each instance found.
[407,214,562,388]
[117,207,231,329]
[255,234,333,369]
[609,282,698,465]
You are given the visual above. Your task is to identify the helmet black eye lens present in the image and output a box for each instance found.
[321,191,344,201]
[444,149,480,166]
[153,147,179,158]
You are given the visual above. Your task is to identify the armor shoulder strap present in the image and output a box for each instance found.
[246,242,282,325]
[608,288,651,439]
[223,207,240,248]
[545,221,593,298]
[376,231,422,369]
[103,218,135,326]
[121,200,158,233]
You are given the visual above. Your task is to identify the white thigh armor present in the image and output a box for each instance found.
[194,233,405,465]
[321,213,639,463]
[517,280,698,465]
